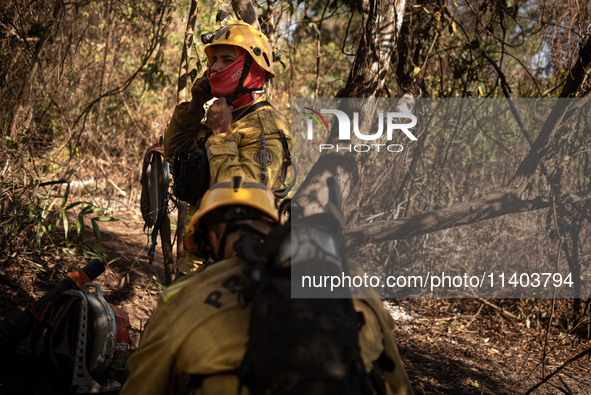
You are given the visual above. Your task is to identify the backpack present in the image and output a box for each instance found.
[170,131,212,207]
[140,142,170,264]
[236,213,378,395]
[180,205,394,395]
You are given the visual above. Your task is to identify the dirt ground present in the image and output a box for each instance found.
[0,209,590,394]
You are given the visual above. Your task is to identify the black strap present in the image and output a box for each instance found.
[197,130,213,146]
[148,152,170,265]
[235,100,271,122]
[178,369,239,395]
[368,351,396,395]
[272,130,296,199]
[234,100,295,198]
[258,131,268,186]
[216,219,267,262]
[30,293,69,352]
[225,54,254,107]
[30,293,81,372]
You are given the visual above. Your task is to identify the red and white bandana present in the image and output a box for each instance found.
[207,47,266,109]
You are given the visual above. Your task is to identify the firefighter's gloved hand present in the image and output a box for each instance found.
[187,72,213,115]
[207,97,233,135]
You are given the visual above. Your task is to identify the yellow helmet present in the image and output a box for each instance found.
[185,172,279,254]
[204,20,275,78]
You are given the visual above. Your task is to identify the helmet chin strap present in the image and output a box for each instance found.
[225,53,260,107]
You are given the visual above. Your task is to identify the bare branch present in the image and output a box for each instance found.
[231,0,260,30]
[344,190,591,250]
[524,346,591,395]
[177,0,199,104]
[559,35,591,98]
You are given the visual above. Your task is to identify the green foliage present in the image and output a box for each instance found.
[141,50,173,91]
[85,242,119,265]
[0,150,116,259]
[52,183,118,246]
[215,9,231,23]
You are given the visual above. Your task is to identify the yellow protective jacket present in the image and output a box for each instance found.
[163,97,292,275]
[121,256,414,395]
[163,95,292,192]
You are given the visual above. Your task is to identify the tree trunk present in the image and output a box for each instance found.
[344,190,591,250]
[291,24,591,259]
[340,98,590,251]
[177,0,199,103]
[293,0,407,215]
[173,0,200,282]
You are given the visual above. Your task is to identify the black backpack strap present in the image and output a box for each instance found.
[235,100,271,122]
[272,130,296,199]
[141,143,166,231]
[148,151,170,265]
[30,292,81,372]
[196,130,213,146]
[236,100,289,191]
[232,99,295,199]
[258,131,268,186]
[178,369,239,395]
[368,350,396,395]
[225,54,255,107]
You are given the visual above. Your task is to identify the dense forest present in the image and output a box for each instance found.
[1,0,590,393]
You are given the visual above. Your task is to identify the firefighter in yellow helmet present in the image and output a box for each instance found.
[163,20,293,276]
[184,171,280,262]
[121,174,280,395]
[121,174,414,395]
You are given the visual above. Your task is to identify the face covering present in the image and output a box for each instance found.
[207,47,267,109]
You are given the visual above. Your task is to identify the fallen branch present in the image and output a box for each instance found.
[344,190,591,250]
[476,298,519,321]
[524,346,591,394]
[108,179,127,197]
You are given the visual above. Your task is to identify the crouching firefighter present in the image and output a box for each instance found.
[163,20,294,276]
[121,172,414,395]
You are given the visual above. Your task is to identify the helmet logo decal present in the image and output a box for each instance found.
[255,150,272,165]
